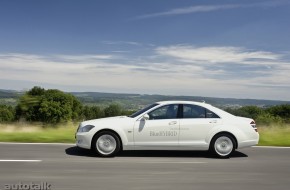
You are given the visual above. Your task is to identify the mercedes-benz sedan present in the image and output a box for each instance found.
[76,101,259,158]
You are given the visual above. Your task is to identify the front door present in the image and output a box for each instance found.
[133,104,180,150]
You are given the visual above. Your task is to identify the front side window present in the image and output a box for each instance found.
[129,103,159,118]
[148,104,179,120]
[183,104,220,119]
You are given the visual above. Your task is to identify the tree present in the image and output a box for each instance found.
[239,106,263,119]
[27,86,45,96]
[15,94,42,121]
[0,105,15,122]
[104,104,122,117]
[72,97,83,120]
[82,105,104,120]
[225,106,263,119]
[16,86,83,123]
[266,104,290,123]
[255,112,283,126]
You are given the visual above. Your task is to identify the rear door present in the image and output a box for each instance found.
[178,104,221,149]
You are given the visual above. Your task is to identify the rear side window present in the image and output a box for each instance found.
[183,104,205,118]
[182,104,220,119]
[206,109,220,118]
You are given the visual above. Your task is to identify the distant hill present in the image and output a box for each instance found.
[71,91,290,110]
[1,89,289,109]
[0,89,20,98]
[0,89,21,106]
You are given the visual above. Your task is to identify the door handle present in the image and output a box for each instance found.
[209,120,217,123]
[169,121,177,125]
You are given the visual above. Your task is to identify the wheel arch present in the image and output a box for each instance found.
[209,131,238,150]
[91,129,123,151]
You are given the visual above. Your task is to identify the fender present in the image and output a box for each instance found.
[205,124,248,148]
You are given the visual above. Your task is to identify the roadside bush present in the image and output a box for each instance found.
[104,104,122,117]
[16,86,83,123]
[82,105,104,120]
[225,106,263,119]
[225,104,289,126]
[0,105,15,122]
[255,113,284,126]
[121,109,136,116]
[266,104,290,123]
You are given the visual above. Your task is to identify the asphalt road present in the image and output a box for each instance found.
[0,143,289,190]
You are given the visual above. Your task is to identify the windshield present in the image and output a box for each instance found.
[129,103,159,118]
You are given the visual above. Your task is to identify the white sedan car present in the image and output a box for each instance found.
[76,101,259,158]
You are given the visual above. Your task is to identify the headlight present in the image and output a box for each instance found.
[78,125,95,133]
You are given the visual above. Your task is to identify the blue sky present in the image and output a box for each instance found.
[0,0,290,100]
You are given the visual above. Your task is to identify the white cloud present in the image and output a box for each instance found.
[56,54,115,61]
[102,41,142,46]
[155,45,281,64]
[0,45,290,100]
[134,1,289,19]
[135,4,240,19]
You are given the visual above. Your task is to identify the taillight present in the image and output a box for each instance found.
[250,120,258,132]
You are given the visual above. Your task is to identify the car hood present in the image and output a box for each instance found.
[79,116,133,128]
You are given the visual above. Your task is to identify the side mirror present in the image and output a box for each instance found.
[142,114,150,120]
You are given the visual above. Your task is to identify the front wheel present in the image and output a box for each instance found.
[92,131,121,157]
[210,134,235,158]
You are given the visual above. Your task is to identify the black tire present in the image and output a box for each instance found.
[92,131,121,157]
[209,133,236,159]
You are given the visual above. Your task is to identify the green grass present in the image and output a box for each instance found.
[0,122,290,146]
[258,125,290,146]
[0,123,76,143]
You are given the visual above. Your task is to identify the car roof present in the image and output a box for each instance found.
[156,100,211,107]
[155,100,233,118]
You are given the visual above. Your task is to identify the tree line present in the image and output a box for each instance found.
[0,86,289,125]
[0,87,132,123]
[224,105,290,125]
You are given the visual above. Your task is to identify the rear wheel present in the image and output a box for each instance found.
[210,133,235,158]
[92,131,121,157]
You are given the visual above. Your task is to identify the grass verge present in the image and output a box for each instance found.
[0,123,290,146]
[0,123,76,143]
[258,125,290,146]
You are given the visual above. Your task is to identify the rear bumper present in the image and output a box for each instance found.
[238,139,259,148]
[238,133,259,149]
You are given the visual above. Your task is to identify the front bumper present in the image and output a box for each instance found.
[76,132,92,149]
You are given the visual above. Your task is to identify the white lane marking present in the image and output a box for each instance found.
[0,142,74,146]
[0,160,42,162]
[253,146,290,149]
